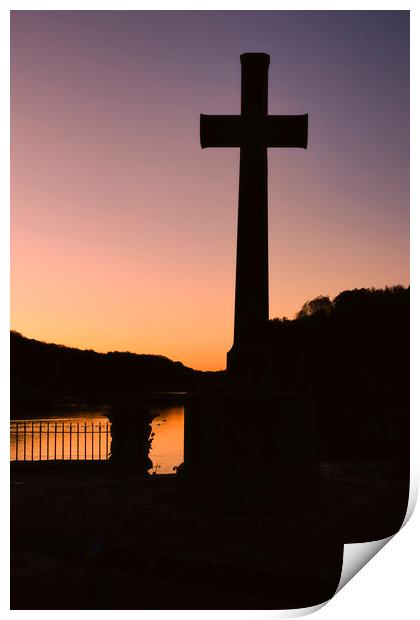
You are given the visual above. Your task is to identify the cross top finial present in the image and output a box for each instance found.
[240,53,270,66]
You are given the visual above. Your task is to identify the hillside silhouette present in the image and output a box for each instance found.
[10,332,224,414]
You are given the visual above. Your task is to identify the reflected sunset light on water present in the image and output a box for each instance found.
[148,406,184,474]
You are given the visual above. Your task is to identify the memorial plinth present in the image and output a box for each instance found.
[180,390,320,512]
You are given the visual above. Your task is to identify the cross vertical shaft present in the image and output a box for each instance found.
[234,54,270,355]
[200,53,308,381]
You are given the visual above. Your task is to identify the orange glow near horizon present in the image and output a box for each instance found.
[11,12,409,371]
[148,407,184,474]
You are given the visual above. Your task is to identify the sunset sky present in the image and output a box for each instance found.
[11,10,409,370]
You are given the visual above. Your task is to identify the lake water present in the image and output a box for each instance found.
[10,405,184,475]
[148,405,184,474]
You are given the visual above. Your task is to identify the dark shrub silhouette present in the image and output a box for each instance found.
[268,286,409,465]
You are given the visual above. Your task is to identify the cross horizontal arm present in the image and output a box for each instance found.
[200,113,308,149]
[200,114,242,148]
[265,114,308,148]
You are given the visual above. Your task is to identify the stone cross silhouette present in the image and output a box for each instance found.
[200,53,308,378]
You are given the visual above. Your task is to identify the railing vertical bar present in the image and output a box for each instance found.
[98,422,102,460]
[77,423,80,460]
[39,422,42,461]
[15,422,19,461]
[47,423,50,461]
[106,423,109,460]
[31,421,34,461]
[54,422,57,460]
[23,422,26,461]
[62,423,65,460]
[84,422,87,460]
[91,422,94,460]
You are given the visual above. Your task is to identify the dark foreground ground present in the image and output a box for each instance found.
[11,460,408,610]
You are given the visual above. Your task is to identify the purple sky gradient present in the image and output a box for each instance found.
[11,11,409,369]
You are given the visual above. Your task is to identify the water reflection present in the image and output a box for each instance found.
[148,406,184,474]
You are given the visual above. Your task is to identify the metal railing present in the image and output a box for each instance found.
[10,421,112,462]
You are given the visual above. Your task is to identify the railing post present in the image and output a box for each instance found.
[69,423,72,460]
[39,422,42,461]
[77,422,80,460]
[98,422,102,460]
[91,423,94,460]
[62,423,65,460]
[15,422,19,461]
[106,423,109,460]
[54,422,57,460]
[47,422,50,461]
[84,422,87,460]
[31,421,34,461]
[23,422,27,461]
